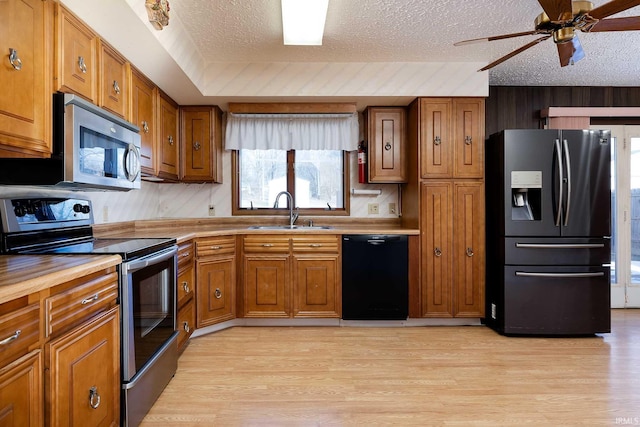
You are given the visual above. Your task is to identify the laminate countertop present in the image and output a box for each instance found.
[0,254,122,304]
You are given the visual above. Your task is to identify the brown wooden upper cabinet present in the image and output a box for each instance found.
[157,90,179,181]
[419,98,484,179]
[54,4,97,103]
[130,67,158,176]
[364,107,407,183]
[180,106,223,183]
[98,40,129,119]
[0,0,52,157]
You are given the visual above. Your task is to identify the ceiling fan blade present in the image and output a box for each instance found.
[557,35,586,66]
[538,0,573,21]
[588,16,640,31]
[479,35,552,71]
[589,0,640,20]
[454,30,542,46]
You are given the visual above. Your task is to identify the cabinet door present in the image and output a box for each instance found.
[157,91,179,180]
[453,182,485,317]
[177,264,195,310]
[196,257,236,327]
[98,41,128,119]
[54,4,96,102]
[421,182,453,317]
[177,299,195,353]
[420,99,452,178]
[180,106,222,183]
[47,306,120,427]
[243,256,289,318]
[0,0,51,157]
[453,98,484,178]
[131,67,157,176]
[366,107,407,183]
[292,255,341,318]
[0,350,42,427]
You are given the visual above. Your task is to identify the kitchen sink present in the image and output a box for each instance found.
[247,225,333,230]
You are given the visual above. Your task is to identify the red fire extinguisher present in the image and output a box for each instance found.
[358,142,367,184]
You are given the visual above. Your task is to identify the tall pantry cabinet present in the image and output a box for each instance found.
[404,98,486,318]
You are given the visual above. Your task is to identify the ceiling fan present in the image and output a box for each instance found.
[455,0,640,71]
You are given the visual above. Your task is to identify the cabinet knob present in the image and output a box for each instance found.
[194,141,201,151]
[465,136,473,145]
[434,136,441,146]
[214,288,222,299]
[168,135,174,146]
[434,247,442,257]
[0,329,21,346]
[142,120,149,133]
[113,80,121,95]
[78,56,87,73]
[384,142,392,151]
[466,247,474,257]
[89,386,101,409]
[182,281,191,293]
[183,321,190,333]
[8,48,22,71]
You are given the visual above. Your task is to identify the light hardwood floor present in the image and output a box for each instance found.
[141,310,640,426]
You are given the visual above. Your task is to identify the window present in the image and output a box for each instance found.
[234,149,348,215]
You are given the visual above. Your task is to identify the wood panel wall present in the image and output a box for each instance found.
[486,86,640,137]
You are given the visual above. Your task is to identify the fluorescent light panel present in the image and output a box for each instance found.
[281,0,329,45]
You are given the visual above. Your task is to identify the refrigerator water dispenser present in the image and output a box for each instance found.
[511,171,542,221]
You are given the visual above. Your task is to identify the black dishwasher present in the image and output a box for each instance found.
[342,235,408,320]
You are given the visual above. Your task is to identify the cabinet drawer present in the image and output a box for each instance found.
[0,303,40,368]
[177,266,194,308]
[177,240,194,271]
[46,270,118,338]
[177,301,195,352]
[243,235,290,253]
[196,236,236,257]
[292,235,339,253]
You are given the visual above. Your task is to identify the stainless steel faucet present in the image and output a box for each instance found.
[273,191,299,228]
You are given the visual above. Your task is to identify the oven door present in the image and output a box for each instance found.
[120,245,177,382]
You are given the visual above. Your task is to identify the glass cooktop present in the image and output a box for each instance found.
[24,237,176,260]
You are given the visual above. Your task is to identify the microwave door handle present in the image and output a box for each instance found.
[124,144,141,182]
[555,138,563,227]
[563,139,572,227]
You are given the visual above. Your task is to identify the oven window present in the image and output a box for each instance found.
[79,126,127,179]
[131,259,175,372]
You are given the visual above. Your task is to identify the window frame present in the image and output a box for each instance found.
[231,149,350,216]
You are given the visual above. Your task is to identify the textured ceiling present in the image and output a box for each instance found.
[171,0,640,86]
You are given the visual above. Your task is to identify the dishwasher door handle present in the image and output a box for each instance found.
[367,240,386,245]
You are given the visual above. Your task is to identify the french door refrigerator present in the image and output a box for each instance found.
[485,129,611,335]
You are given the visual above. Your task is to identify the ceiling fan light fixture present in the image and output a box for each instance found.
[281,0,329,45]
[553,27,575,43]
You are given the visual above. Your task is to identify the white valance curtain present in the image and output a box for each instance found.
[225,113,359,151]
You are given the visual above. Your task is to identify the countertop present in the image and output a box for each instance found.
[0,254,122,304]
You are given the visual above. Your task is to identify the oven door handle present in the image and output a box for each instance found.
[122,246,177,274]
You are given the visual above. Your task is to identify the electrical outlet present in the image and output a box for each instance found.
[368,203,379,214]
[208,205,216,216]
[388,202,396,214]
[103,206,109,222]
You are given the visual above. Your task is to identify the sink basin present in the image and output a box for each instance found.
[248,225,332,230]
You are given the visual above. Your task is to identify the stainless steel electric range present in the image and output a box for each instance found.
[0,196,178,427]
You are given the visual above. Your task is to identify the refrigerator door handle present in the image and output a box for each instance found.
[515,243,605,249]
[515,271,605,278]
[554,139,563,227]
[563,139,572,227]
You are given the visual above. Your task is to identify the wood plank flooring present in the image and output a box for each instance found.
[141,309,640,426]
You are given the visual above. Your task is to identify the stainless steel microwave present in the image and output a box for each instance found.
[0,93,141,191]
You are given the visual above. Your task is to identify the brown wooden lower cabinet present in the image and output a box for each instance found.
[292,255,341,318]
[177,240,195,352]
[197,257,236,325]
[46,305,120,426]
[0,350,42,426]
[243,256,290,318]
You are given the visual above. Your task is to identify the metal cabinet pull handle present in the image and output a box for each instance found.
[214,288,222,299]
[183,321,190,333]
[141,120,149,133]
[211,245,221,250]
[193,141,201,151]
[168,135,174,146]
[181,251,191,257]
[81,294,99,305]
[0,329,21,345]
[466,247,474,257]
[78,56,87,73]
[434,247,442,257]
[434,136,441,146]
[384,142,392,151]
[309,244,322,248]
[113,80,120,95]
[465,136,472,145]
[8,48,22,70]
[89,387,101,409]
[261,243,273,247]
[182,281,190,293]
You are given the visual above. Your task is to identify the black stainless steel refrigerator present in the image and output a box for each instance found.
[485,129,611,335]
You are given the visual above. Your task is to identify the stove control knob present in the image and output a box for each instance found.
[81,205,91,214]
[73,203,83,213]
[25,203,35,215]
[13,205,26,217]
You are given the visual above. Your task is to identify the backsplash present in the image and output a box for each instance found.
[0,151,399,224]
